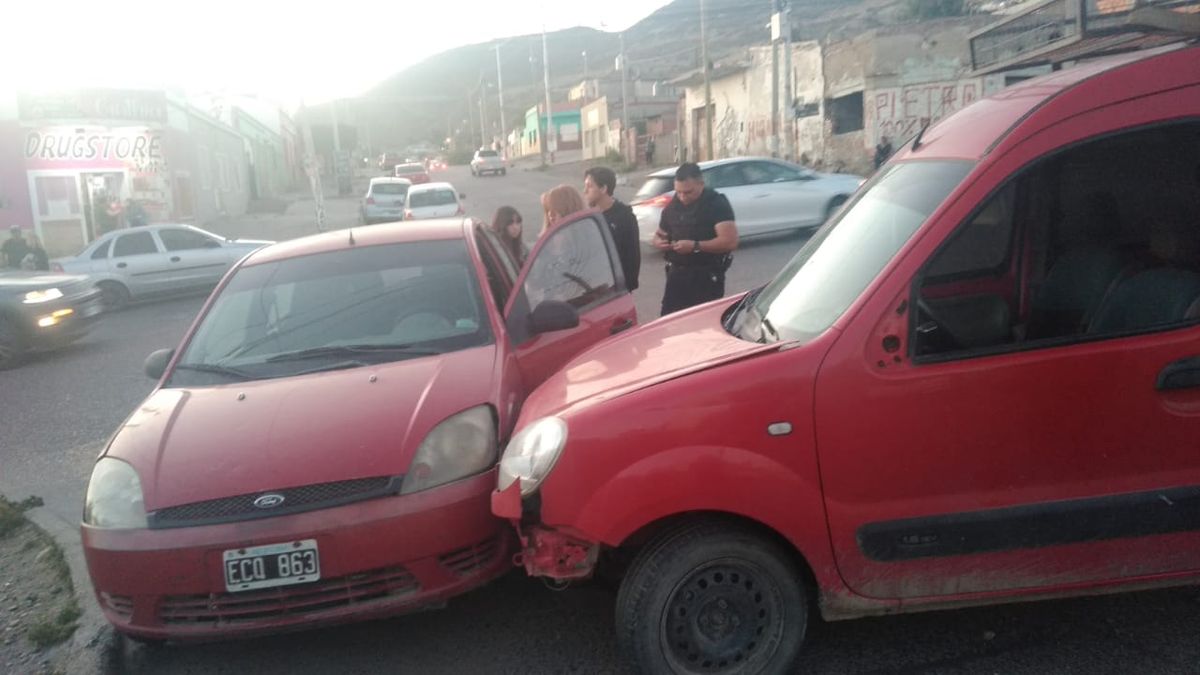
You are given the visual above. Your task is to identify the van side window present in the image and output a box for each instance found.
[914,121,1200,360]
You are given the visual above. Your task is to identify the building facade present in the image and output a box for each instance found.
[0,89,250,256]
[520,103,582,158]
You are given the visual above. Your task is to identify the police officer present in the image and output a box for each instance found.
[653,163,739,315]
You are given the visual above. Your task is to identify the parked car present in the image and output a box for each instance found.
[0,270,104,369]
[53,225,272,309]
[493,47,1200,674]
[80,210,638,642]
[632,157,863,245]
[470,149,506,177]
[394,163,432,184]
[361,177,412,224]
[405,182,466,220]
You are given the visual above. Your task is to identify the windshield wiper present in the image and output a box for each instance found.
[262,343,444,363]
[173,363,256,380]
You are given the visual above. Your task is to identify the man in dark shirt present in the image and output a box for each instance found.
[583,166,640,291]
[653,163,739,315]
[2,227,30,269]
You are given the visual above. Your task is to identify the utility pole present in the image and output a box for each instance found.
[495,43,508,155]
[619,32,630,136]
[299,102,325,232]
[530,43,545,165]
[478,80,490,149]
[783,0,794,161]
[771,0,780,158]
[700,0,713,161]
[466,90,479,148]
[581,50,589,106]
[542,26,554,164]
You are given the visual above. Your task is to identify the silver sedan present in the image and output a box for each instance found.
[631,158,864,245]
[53,224,272,308]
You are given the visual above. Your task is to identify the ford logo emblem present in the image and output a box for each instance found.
[253,493,286,509]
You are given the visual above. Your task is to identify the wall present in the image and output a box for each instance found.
[172,105,250,226]
[581,98,611,161]
[232,108,286,199]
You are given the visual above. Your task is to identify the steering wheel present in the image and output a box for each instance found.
[393,308,456,341]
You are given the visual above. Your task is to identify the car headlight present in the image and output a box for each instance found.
[23,288,63,304]
[400,405,497,495]
[83,458,148,529]
[497,416,568,496]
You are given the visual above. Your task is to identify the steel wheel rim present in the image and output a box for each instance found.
[660,558,784,673]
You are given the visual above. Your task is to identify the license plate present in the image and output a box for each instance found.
[223,539,320,592]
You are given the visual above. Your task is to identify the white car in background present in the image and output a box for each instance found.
[470,149,506,177]
[361,177,412,224]
[631,157,864,245]
[52,224,272,309]
[404,182,466,220]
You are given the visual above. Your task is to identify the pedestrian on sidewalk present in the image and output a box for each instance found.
[2,226,29,269]
[490,206,529,265]
[583,166,640,291]
[645,137,656,166]
[540,185,586,235]
[125,198,148,227]
[652,163,739,316]
[20,233,50,271]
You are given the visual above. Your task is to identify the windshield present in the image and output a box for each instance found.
[736,161,973,343]
[635,176,674,201]
[171,240,490,385]
[410,189,458,208]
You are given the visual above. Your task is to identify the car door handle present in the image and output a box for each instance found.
[1157,356,1200,391]
[116,262,128,269]
[610,318,635,335]
[170,256,181,262]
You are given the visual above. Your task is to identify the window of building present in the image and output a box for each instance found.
[829,92,865,135]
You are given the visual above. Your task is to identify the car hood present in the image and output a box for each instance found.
[520,296,780,420]
[106,345,499,510]
[0,271,90,289]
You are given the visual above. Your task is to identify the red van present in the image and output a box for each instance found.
[494,46,1200,673]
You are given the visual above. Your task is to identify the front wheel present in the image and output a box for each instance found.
[0,315,26,370]
[616,521,808,674]
[97,281,131,311]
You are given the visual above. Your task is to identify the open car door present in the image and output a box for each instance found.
[501,210,637,390]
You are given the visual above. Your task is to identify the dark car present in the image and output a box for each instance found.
[0,271,105,369]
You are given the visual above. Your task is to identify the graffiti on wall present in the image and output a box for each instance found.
[868,78,997,146]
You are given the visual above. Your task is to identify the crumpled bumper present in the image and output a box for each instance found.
[492,482,599,580]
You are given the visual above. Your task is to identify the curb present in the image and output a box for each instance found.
[23,508,119,675]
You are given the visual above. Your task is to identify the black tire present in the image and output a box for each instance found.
[823,196,849,224]
[97,281,131,311]
[0,314,26,371]
[616,521,808,675]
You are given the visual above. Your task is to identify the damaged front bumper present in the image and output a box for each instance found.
[492,482,599,580]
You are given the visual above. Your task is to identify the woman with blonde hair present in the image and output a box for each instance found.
[540,184,586,234]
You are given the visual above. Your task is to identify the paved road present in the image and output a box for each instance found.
[1,164,1197,673]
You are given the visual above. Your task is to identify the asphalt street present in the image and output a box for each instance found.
[1,163,1197,674]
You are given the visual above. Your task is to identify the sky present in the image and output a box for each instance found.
[1,0,674,108]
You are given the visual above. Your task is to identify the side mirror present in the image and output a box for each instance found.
[529,300,580,335]
[144,348,175,380]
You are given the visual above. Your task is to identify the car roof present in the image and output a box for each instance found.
[897,45,1198,163]
[646,156,775,178]
[407,181,456,192]
[244,219,470,266]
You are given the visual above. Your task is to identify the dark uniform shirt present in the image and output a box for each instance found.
[603,199,641,291]
[2,237,29,269]
[659,188,735,268]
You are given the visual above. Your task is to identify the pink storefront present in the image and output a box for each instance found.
[1,90,177,257]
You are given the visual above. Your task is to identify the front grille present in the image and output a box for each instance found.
[438,536,502,576]
[159,565,419,626]
[101,593,134,621]
[147,476,402,529]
